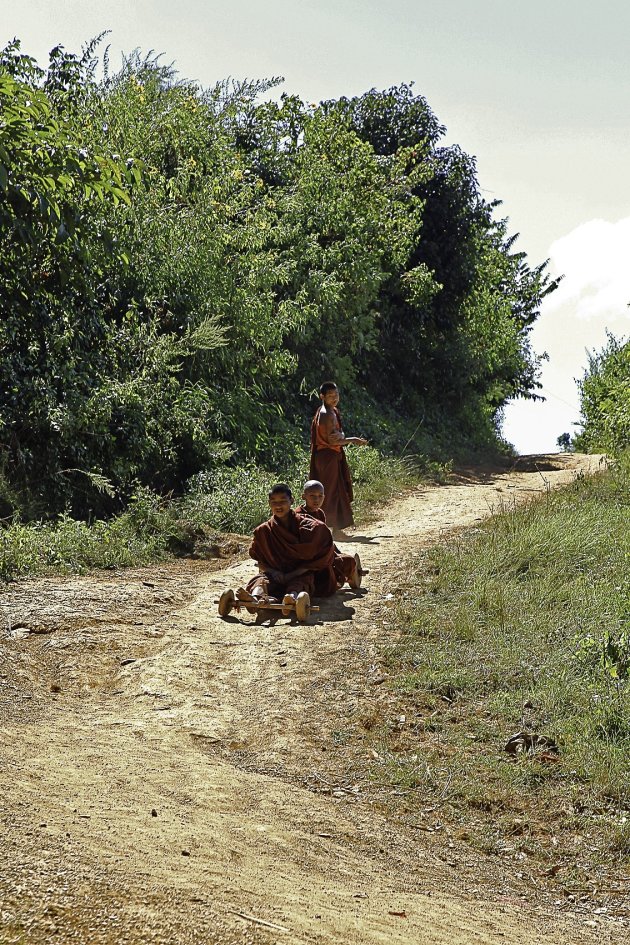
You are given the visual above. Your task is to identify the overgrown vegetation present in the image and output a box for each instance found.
[368,458,630,880]
[573,331,630,456]
[1,37,556,530]
[0,446,419,581]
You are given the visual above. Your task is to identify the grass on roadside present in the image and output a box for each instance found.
[367,455,630,882]
[0,446,424,582]
[0,488,175,580]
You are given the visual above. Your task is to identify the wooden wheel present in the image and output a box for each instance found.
[349,553,362,589]
[295,591,311,622]
[218,588,235,617]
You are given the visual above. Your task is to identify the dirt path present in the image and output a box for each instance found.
[0,453,621,945]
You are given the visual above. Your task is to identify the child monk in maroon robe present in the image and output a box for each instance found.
[237,483,337,615]
[309,382,367,539]
[296,480,361,589]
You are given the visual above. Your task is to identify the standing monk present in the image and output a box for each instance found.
[309,382,368,540]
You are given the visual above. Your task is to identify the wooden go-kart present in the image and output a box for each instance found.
[349,553,363,589]
[217,554,364,623]
[217,589,318,623]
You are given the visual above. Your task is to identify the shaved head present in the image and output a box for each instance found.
[303,479,325,492]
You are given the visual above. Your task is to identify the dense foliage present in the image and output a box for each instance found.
[1,39,558,520]
[573,332,630,455]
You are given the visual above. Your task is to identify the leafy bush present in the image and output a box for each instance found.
[347,446,418,517]
[0,489,175,581]
[1,38,553,522]
[574,331,630,456]
[180,465,276,534]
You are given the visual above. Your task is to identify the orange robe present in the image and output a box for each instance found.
[246,510,337,598]
[309,405,354,529]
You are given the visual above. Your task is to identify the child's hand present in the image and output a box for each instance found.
[285,567,308,580]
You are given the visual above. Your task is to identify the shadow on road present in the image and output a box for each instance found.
[342,534,385,544]
[451,453,568,485]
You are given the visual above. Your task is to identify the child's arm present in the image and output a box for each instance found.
[256,559,308,583]
[320,410,368,447]
[257,559,284,583]
[284,566,309,580]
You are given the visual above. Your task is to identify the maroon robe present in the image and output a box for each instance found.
[247,510,337,598]
[295,505,357,587]
[309,405,354,529]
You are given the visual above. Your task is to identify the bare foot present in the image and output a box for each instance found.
[332,529,351,542]
[282,593,296,616]
[236,587,258,614]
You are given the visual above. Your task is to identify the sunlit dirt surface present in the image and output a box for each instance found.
[1,454,623,944]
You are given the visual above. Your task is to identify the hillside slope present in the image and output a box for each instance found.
[1,453,621,945]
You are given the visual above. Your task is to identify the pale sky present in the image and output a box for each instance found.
[5,0,630,453]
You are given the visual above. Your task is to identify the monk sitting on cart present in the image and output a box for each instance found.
[236,483,337,615]
[296,480,362,589]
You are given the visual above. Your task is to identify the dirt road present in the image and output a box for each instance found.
[0,453,621,945]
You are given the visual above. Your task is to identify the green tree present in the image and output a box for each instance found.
[1,41,560,519]
[0,42,136,514]
[574,332,630,455]
[325,85,558,448]
[0,43,226,516]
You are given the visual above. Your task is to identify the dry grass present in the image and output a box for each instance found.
[319,456,630,915]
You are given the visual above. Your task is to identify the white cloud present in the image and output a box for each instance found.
[503,217,630,453]
[546,217,630,319]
